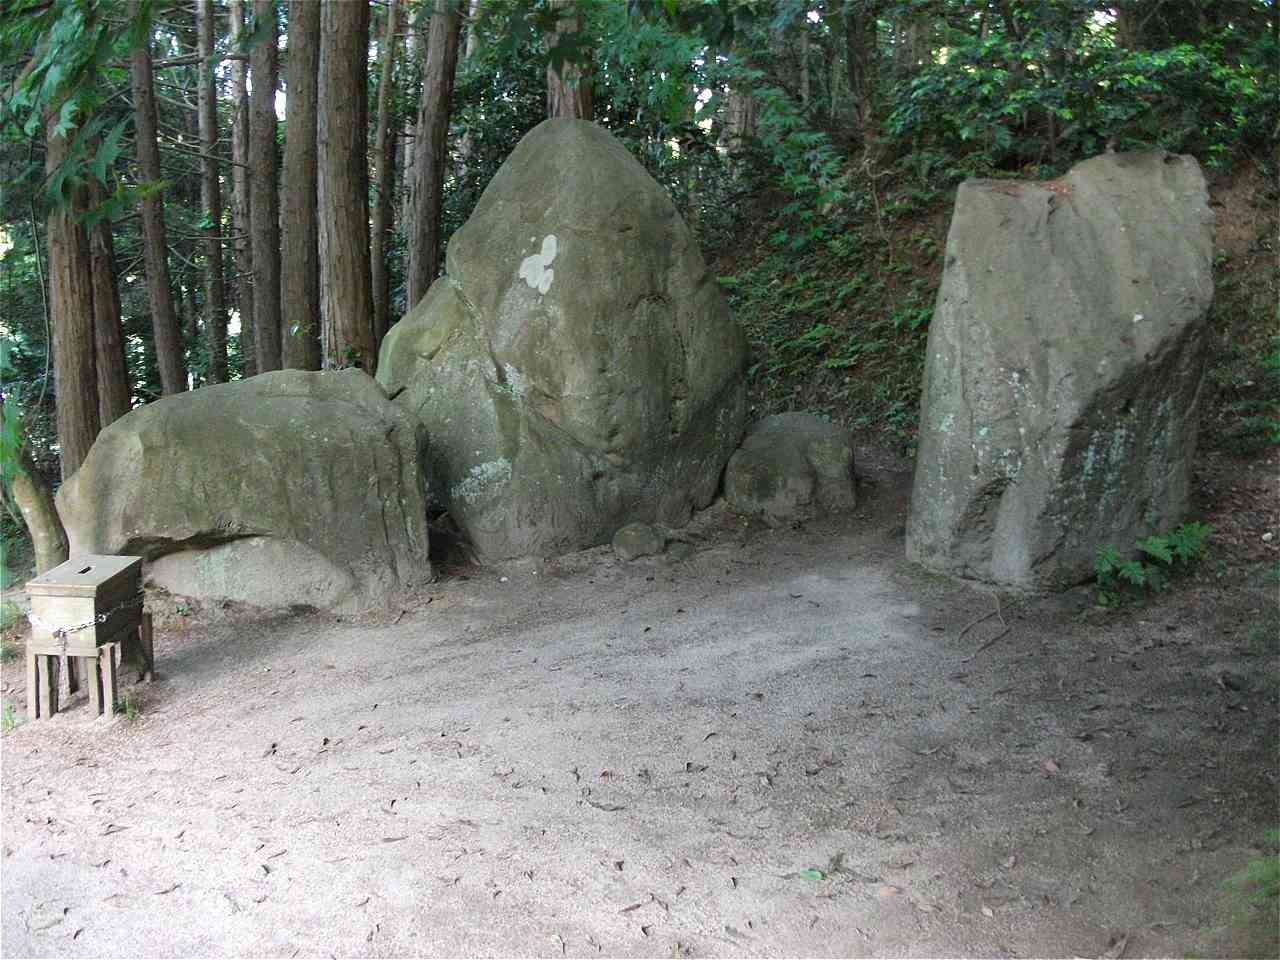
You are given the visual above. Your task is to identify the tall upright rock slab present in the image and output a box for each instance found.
[379,119,747,561]
[906,151,1214,589]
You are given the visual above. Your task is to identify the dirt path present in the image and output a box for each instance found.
[2,456,1276,958]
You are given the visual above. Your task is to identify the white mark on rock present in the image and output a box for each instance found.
[502,364,528,399]
[453,458,512,504]
[1132,313,1145,323]
[518,235,558,294]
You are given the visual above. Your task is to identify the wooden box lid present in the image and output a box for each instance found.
[25,555,143,598]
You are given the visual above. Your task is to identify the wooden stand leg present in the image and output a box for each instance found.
[37,656,59,717]
[63,655,80,695]
[88,654,103,716]
[139,613,154,682]
[101,643,119,718]
[27,652,39,720]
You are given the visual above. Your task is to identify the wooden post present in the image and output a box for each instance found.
[87,655,103,716]
[139,612,155,682]
[37,656,59,717]
[101,643,119,718]
[26,651,39,719]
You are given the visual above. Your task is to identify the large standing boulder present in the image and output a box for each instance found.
[906,151,1214,589]
[377,119,747,561]
[56,370,431,613]
[724,413,856,522]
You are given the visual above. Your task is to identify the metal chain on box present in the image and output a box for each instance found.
[26,593,145,650]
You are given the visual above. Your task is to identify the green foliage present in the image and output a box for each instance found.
[118,692,140,722]
[886,1,1277,178]
[1,0,142,205]
[1,703,19,734]
[725,216,938,450]
[1210,336,1280,455]
[1094,522,1213,606]
[1227,828,1280,910]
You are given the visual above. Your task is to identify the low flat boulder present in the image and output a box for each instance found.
[612,522,666,561]
[56,370,431,613]
[724,413,856,522]
[378,119,747,562]
[906,151,1214,589]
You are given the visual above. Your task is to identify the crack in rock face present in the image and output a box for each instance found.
[518,235,558,294]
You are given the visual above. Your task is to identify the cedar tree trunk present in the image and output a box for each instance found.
[546,0,592,120]
[250,0,282,372]
[44,123,101,478]
[130,1,189,395]
[229,0,257,375]
[405,0,461,307]
[317,0,375,370]
[198,0,229,383]
[280,0,321,370]
[86,179,131,424]
[370,0,400,349]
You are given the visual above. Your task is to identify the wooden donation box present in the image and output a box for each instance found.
[25,554,153,720]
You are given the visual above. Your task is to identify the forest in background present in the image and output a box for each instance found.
[0,0,1276,572]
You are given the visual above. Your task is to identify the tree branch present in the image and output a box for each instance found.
[157,131,247,169]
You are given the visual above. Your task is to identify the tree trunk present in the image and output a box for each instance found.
[370,0,400,350]
[10,441,68,574]
[398,124,414,236]
[228,0,256,376]
[183,282,201,385]
[464,0,481,57]
[798,22,810,107]
[406,0,462,307]
[197,0,229,384]
[250,0,282,373]
[545,0,592,120]
[723,88,756,153]
[845,2,881,152]
[45,124,101,479]
[455,0,482,182]
[130,0,188,396]
[86,179,132,425]
[280,0,322,370]
[317,0,375,370]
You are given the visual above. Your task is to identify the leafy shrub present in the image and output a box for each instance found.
[1094,522,1212,605]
